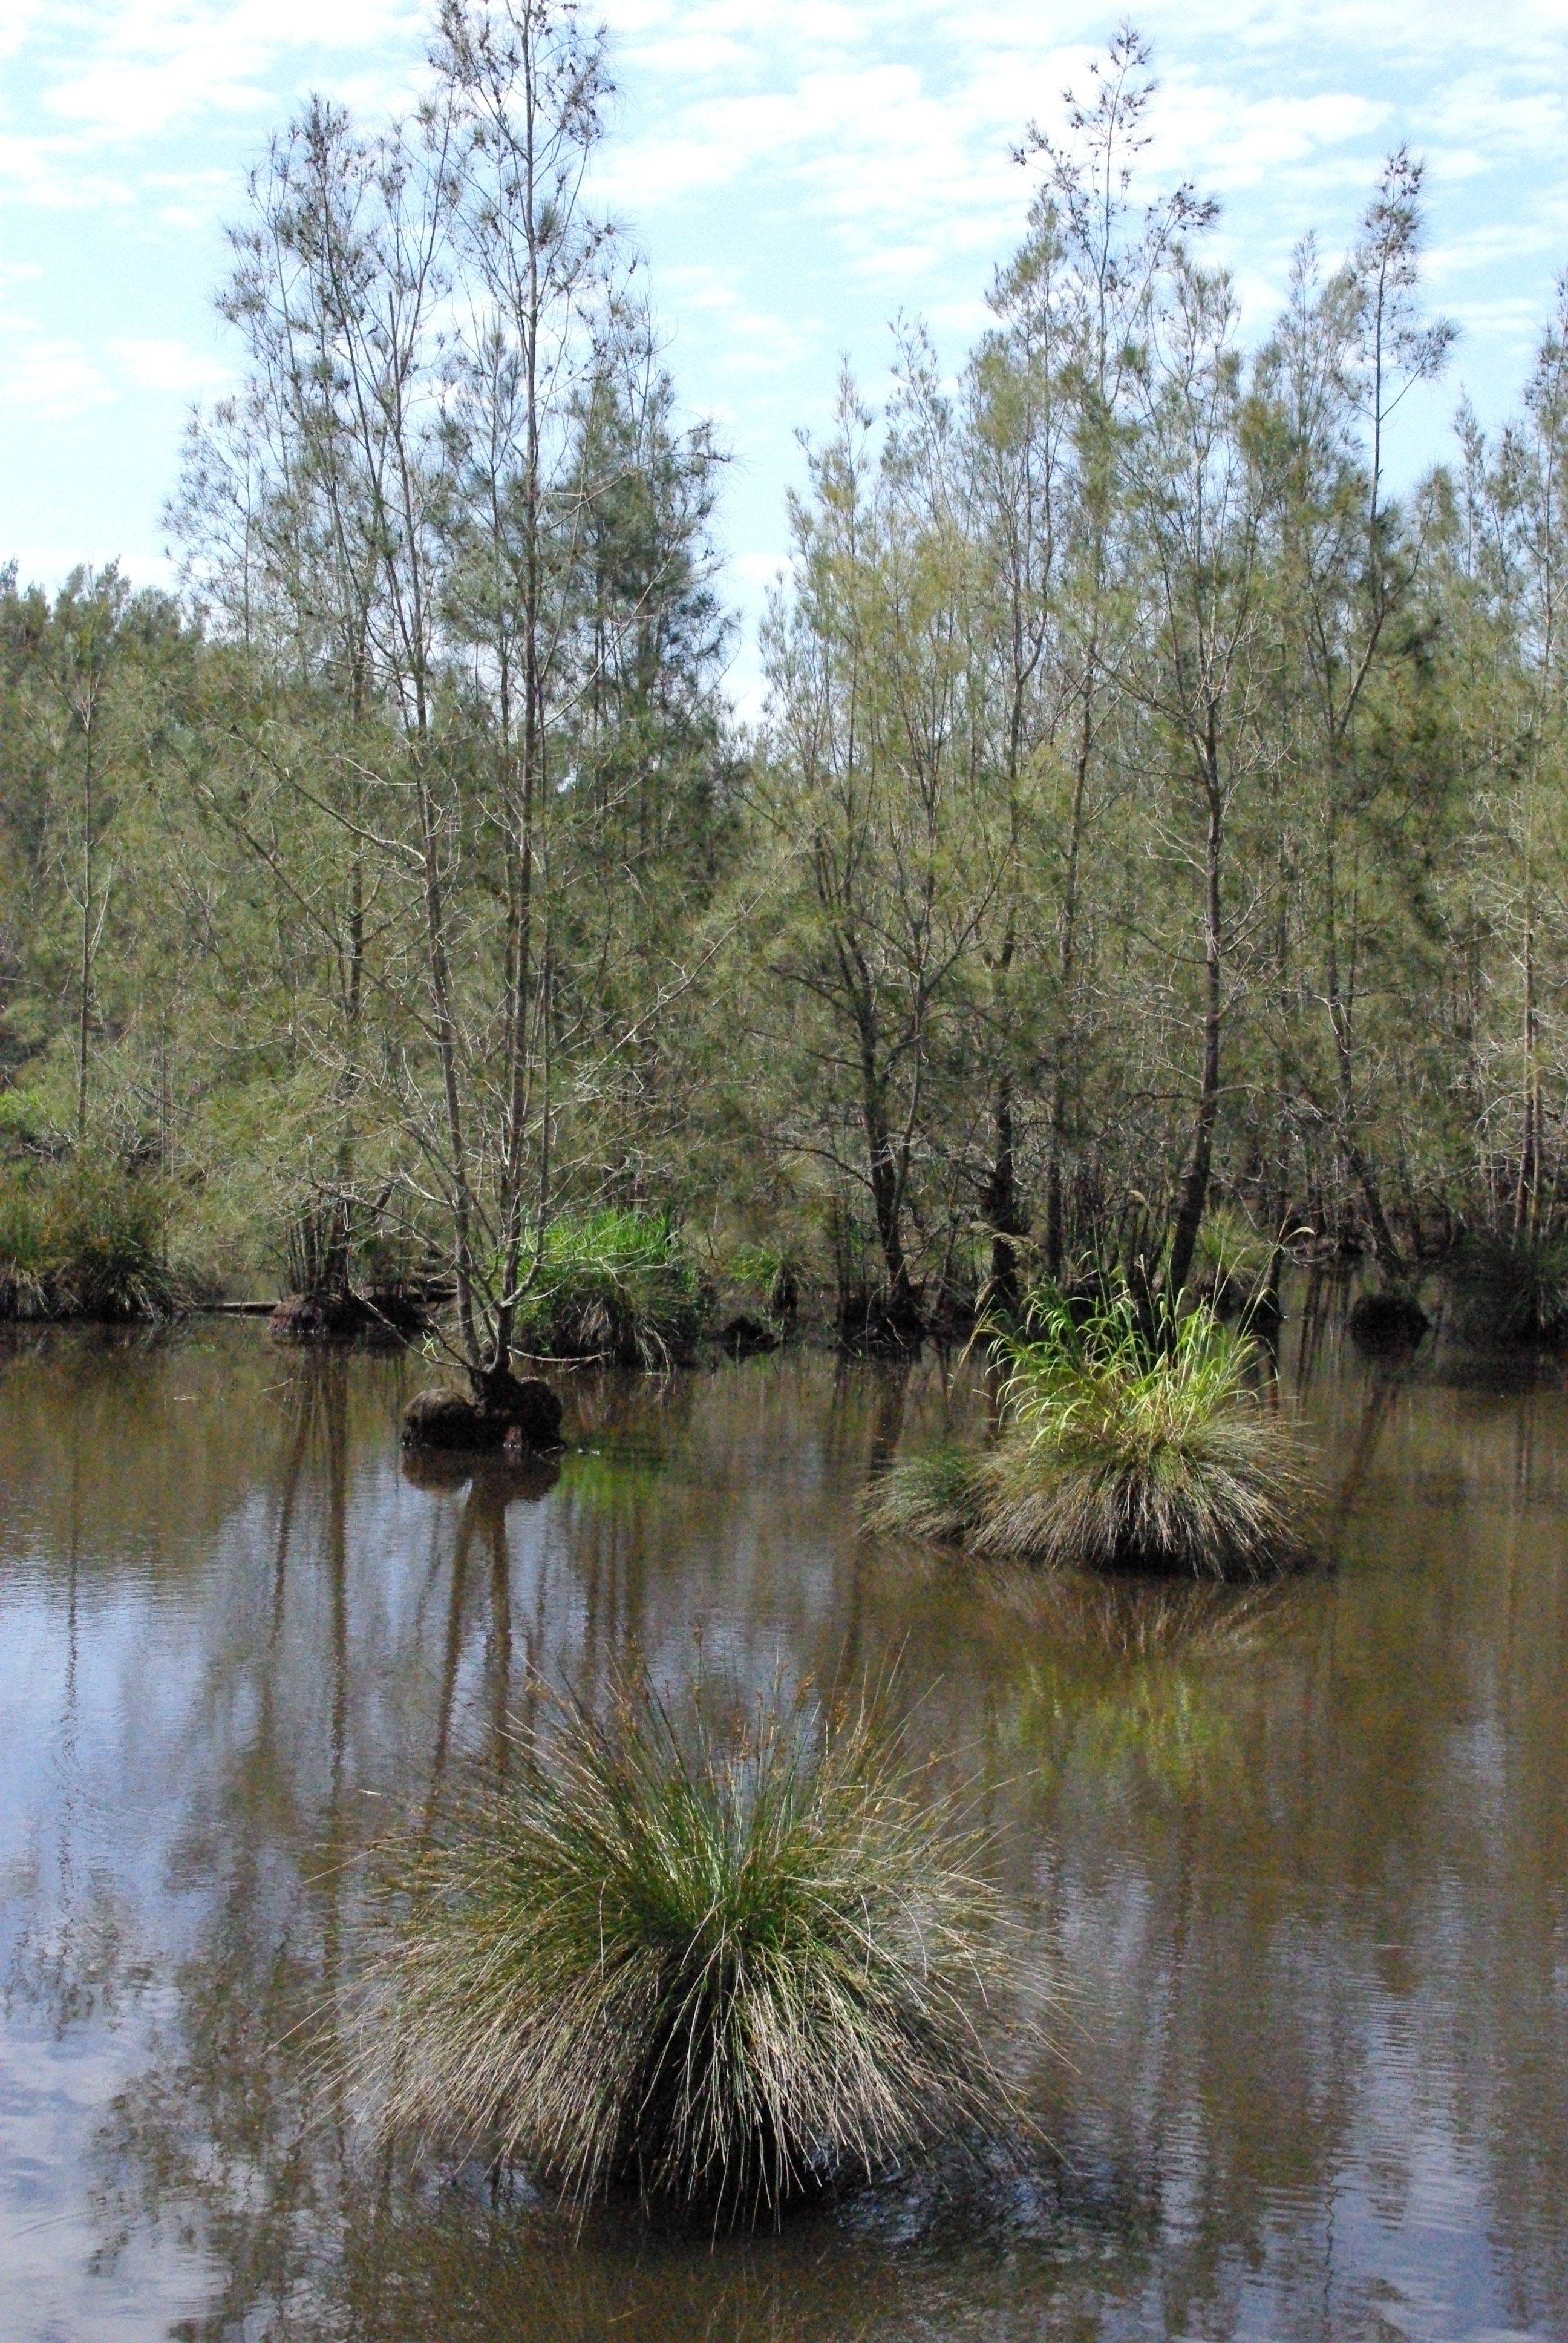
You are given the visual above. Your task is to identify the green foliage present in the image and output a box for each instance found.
[975,1288,1311,1576]
[725,1241,803,1319]
[1449,1228,1568,1345]
[350,1680,1021,2221]
[867,1289,1312,1578]
[4,37,1568,1322]
[0,1087,52,1153]
[1191,1207,1276,1308]
[0,1163,178,1320]
[513,1211,705,1367]
[861,1444,984,1544]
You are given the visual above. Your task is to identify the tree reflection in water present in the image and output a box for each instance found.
[2,1323,1567,2339]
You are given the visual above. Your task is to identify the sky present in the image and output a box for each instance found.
[2,0,1566,710]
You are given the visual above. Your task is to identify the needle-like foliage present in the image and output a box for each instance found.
[866,1287,1311,1577]
[348,1682,1022,2224]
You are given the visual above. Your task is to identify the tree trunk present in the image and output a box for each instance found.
[1166,759,1224,1311]
[982,1074,1021,1314]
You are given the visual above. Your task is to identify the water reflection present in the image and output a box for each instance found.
[1,1325,1566,2338]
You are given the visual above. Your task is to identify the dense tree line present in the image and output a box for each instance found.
[2,11,1566,1345]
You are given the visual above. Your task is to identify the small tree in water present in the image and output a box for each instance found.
[172,0,729,1389]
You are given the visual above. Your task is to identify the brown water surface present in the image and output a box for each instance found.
[1,1316,1566,2341]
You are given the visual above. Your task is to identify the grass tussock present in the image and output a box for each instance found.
[860,1444,984,1544]
[513,1210,704,1368]
[865,1285,1312,1579]
[348,1680,1024,2224]
[1449,1227,1568,1345]
[0,1165,180,1321]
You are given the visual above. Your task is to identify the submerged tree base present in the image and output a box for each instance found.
[400,1374,564,1454]
[837,1285,929,1357]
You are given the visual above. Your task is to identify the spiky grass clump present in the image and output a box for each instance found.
[975,1288,1308,1576]
[350,1683,1019,2223]
[513,1210,704,1368]
[1191,1204,1277,1316]
[727,1240,803,1320]
[860,1444,984,1544]
[0,1165,178,1321]
[863,1288,1312,1577]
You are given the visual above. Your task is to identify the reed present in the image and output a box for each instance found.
[350,1681,1019,2223]
[860,1444,982,1544]
[0,1165,178,1321]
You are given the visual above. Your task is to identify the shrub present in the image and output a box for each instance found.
[349,1681,1021,2223]
[864,1285,1312,1579]
[1449,1228,1568,1345]
[513,1210,704,1368]
[0,1164,178,1322]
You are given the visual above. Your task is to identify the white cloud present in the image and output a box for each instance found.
[8,540,176,589]
[8,0,427,149]
[2,0,1566,634]
[730,548,790,585]
[0,335,112,416]
[106,336,231,393]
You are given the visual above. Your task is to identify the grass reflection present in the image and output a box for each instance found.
[992,1577,1285,1798]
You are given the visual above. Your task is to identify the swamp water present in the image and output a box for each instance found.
[0,1319,1564,2342]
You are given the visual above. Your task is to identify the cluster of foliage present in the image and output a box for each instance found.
[0,1164,178,1321]
[350,1680,1018,2220]
[4,11,1568,1347]
[511,1208,705,1366]
[865,1286,1308,1577]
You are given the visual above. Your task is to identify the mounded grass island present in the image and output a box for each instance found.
[865,1288,1316,1580]
[348,1682,1028,2223]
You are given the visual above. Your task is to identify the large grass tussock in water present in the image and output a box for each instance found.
[866,1287,1311,1578]
[348,1682,1022,2223]
[511,1210,704,1367]
[0,1165,180,1321]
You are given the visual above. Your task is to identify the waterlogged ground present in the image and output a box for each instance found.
[1,1312,1566,2342]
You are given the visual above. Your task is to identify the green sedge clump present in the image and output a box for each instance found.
[512,1210,704,1368]
[348,1682,1027,2223]
[866,1284,1312,1579]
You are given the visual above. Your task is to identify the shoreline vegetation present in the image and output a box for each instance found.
[2,14,1567,1399]
[347,1679,1030,2226]
[4,27,1568,1401]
